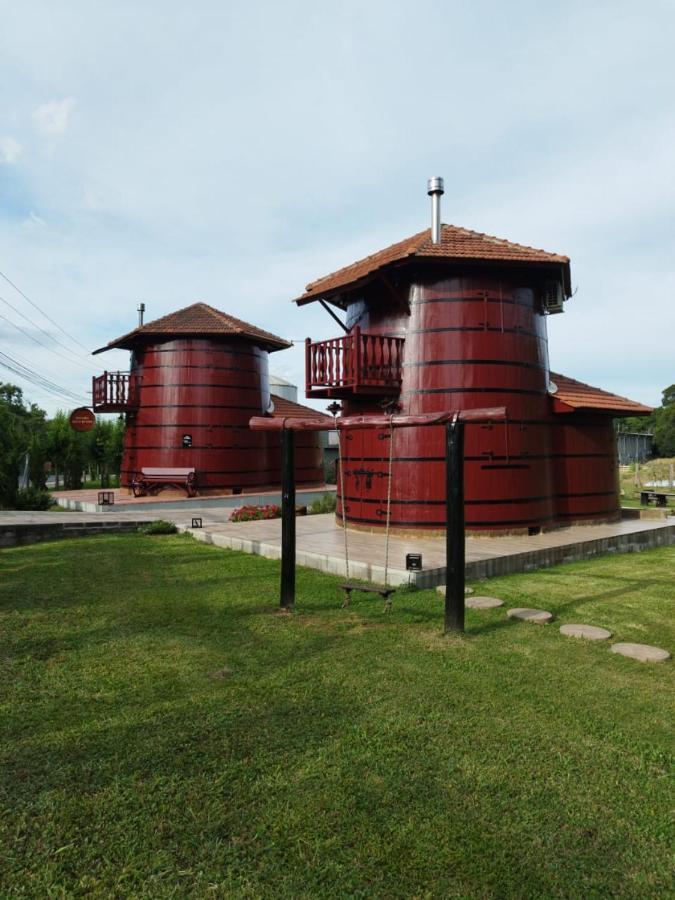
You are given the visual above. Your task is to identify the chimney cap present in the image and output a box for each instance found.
[427,176,444,196]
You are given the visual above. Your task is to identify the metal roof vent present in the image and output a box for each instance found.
[427,176,444,244]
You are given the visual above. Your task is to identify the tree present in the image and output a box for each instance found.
[89,418,125,486]
[653,405,675,458]
[661,384,675,408]
[0,384,49,507]
[45,412,71,489]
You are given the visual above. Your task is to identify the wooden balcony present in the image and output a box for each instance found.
[305,326,404,399]
[92,371,139,413]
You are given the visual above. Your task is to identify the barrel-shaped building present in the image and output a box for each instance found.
[297,204,651,534]
[93,303,324,491]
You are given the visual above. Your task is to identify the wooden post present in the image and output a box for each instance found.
[445,417,465,633]
[280,427,296,609]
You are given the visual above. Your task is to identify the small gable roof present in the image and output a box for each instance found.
[295,224,570,305]
[550,372,652,416]
[93,302,291,354]
[270,393,334,424]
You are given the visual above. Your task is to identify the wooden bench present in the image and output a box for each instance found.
[640,490,674,507]
[340,582,396,612]
[132,467,197,498]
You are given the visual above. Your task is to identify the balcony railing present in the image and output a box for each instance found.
[305,326,404,399]
[92,371,139,413]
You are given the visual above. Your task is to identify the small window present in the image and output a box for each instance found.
[182,434,192,448]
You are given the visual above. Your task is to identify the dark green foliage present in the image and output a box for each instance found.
[309,492,337,514]
[661,384,675,408]
[653,404,675,457]
[617,383,675,458]
[138,519,178,534]
[0,383,48,508]
[324,457,337,484]
[13,487,52,510]
[89,417,125,487]
[616,414,654,433]
[0,536,672,897]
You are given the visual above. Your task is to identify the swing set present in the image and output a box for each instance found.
[249,406,506,633]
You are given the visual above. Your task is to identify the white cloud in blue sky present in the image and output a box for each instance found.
[0,0,673,412]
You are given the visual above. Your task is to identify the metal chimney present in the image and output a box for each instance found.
[427,176,444,244]
[137,302,146,327]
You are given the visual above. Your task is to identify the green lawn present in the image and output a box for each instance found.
[0,536,673,898]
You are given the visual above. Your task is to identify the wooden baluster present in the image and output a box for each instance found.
[354,326,362,388]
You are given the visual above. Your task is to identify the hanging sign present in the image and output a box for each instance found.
[69,407,96,432]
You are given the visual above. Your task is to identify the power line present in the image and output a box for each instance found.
[0,310,93,372]
[0,351,89,405]
[0,347,88,402]
[0,291,91,369]
[0,268,92,355]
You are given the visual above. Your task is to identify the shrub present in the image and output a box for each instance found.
[139,519,178,535]
[309,493,337,515]
[13,487,52,511]
[230,504,281,522]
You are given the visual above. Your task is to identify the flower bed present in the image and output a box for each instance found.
[230,503,281,522]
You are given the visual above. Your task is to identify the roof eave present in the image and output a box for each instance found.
[93,331,291,355]
[295,255,572,307]
[552,397,653,416]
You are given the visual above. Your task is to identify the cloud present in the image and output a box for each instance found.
[32,98,76,139]
[0,136,22,164]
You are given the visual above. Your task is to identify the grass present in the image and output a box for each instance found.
[0,535,673,898]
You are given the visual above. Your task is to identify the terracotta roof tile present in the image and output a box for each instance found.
[270,393,334,423]
[295,225,570,304]
[550,372,652,415]
[94,302,291,354]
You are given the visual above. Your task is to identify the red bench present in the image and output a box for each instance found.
[132,467,197,498]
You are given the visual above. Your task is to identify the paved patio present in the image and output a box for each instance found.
[180,513,675,587]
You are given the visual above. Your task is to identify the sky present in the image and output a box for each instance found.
[0,0,673,415]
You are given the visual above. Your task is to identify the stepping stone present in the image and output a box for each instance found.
[466,596,504,610]
[507,607,553,624]
[610,642,671,663]
[560,624,612,641]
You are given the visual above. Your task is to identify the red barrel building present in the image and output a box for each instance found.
[297,182,651,533]
[93,302,324,491]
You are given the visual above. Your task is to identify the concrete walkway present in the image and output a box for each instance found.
[53,485,336,514]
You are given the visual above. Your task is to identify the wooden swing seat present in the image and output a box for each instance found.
[340,582,396,612]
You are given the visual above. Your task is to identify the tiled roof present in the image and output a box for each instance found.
[550,372,652,415]
[295,225,570,304]
[270,393,334,423]
[93,302,291,354]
